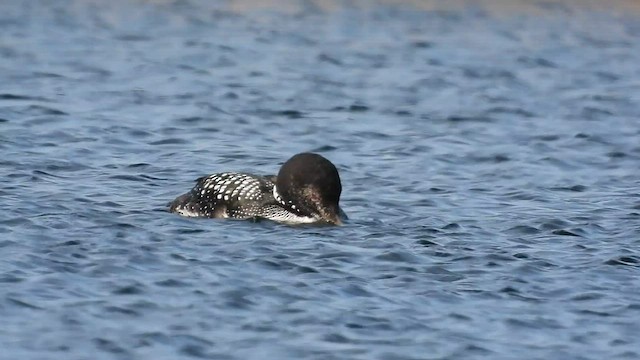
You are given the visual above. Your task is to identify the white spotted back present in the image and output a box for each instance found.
[170,172,274,219]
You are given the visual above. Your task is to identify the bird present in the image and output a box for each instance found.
[169,152,345,225]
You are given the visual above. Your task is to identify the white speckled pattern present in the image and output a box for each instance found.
[171,172,319,223]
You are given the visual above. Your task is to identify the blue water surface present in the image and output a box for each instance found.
[1,1,640,359]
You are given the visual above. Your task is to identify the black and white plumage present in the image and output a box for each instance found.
[169,153,345,225]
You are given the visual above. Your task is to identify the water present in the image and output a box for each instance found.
[1,0,640,359]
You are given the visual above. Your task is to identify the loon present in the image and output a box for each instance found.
[169,152,345,225]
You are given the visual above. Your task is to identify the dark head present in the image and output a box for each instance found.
[276,153,343,225]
